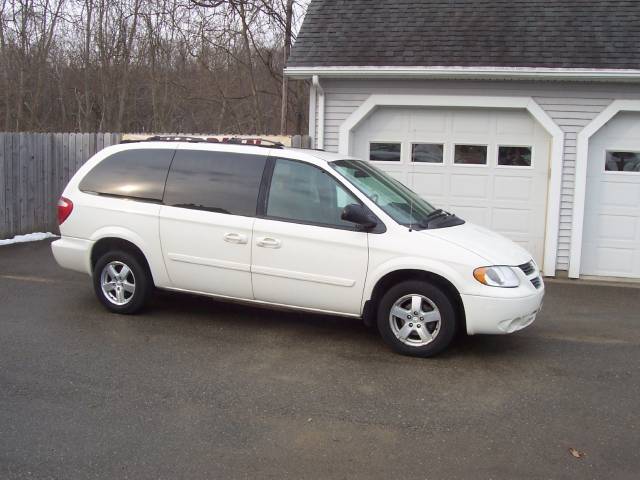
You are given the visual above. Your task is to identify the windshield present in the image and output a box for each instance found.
[331,159,439,227]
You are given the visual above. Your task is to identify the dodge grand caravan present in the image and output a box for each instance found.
[52,138,544,357]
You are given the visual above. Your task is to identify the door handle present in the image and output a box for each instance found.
[223,232,248,244]
[256,237,282,249]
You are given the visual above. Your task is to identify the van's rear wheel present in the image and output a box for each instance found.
[377,280,457,357]
[93,250,151,314]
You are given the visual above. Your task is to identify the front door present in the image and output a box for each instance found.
[160,147,267,297]
[251,158,369,315]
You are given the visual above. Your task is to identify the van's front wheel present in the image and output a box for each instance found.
[377,280,457,357]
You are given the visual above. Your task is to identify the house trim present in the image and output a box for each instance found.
[286,66,640,82]
[569,99,640,278]
[337,94,565,276]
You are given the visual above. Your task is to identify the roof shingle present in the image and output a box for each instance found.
[288,0,640,69]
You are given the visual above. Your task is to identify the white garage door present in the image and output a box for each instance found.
[352,107,551,266]
[582,111,640,278]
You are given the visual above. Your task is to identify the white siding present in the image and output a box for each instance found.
[314,79,640,272]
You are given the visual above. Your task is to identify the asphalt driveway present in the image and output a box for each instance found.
[0,240,638,479]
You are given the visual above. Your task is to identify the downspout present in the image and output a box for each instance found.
[308,78,317,148]
[312,75,325,150]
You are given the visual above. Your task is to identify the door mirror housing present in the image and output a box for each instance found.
[341,203,378,230]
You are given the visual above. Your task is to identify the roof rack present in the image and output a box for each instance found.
[121,135,285,149]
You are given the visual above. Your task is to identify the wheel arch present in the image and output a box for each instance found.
[90,236,155,285]
[363,268,466,332]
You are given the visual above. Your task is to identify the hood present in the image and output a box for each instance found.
[421,222,532,266]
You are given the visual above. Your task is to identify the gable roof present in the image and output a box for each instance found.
[287,0,640,71]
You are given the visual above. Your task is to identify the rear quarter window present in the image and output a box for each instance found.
[79,148,175,201]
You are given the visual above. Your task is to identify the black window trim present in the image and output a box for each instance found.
[82,190,165,204]
[257,157,385,233]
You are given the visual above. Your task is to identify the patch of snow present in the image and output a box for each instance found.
[0,232,58,246]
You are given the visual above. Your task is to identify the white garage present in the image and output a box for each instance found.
[288,0,640,281]
[351,106,552,266]
[581,111,640,278]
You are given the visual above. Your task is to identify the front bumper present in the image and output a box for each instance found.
[461,287,545,335]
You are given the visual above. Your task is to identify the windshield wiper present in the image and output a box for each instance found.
[418,209,449,227]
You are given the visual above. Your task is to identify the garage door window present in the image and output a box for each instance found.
[411,143,444,163]
[454,145,487,165]
[498,146,532,167]
[370,142,401,162]
[605,151,640,172]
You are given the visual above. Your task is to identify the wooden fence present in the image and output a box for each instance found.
[0,133,122,238]
[0,132,311,239]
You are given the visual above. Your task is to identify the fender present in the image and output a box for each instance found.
[361,256,470,311]
[89,226,171,287]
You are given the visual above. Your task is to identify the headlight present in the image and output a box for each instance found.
[473,266,520,288]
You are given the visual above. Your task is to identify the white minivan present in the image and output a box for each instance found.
[52,138,544,357]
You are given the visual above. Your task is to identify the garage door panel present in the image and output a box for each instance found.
[446,204,489,225]
[409,110,447,133]
[451,110,491,134]
[592,215,638,241]
[493,176,533,201]
[496,111,536,135]
[582,111,640,278]
[368,108,409,133]
[409,171,447,197]
[590,246,637,275]
[352,106,551,267]
[450,174,488,198]
[598,181,640,206]
[490,208,531,234]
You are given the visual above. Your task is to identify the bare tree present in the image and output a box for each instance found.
[0,0,309,134]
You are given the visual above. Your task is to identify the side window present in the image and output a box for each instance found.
[266,158,360,228]
[164,150,267,217]
[79,148,174,201]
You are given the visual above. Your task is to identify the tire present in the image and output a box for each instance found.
[92,250,152,314]
[377,280,458,357]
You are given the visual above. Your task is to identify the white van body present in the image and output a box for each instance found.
[52,141,544,356]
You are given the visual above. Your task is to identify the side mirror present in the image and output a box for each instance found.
[341,203,378,230]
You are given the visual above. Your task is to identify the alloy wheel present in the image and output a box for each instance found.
[100,261,136,306]
[389,293,441,346]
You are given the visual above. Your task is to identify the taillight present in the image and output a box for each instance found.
[57,197,73,225]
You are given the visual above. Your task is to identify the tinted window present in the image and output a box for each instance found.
[79,148,174,201]
[266,158,360,228]
[370,142,401,162]
[454,145,487,165]
[605,151,640,172]
[164,150,266,216]
[412,143,444,163]
[498,146,532,167]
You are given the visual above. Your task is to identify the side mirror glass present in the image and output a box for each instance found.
[341,203,378,230]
